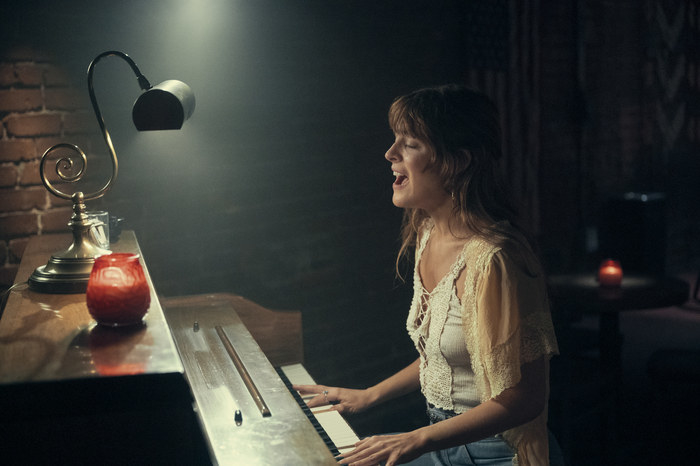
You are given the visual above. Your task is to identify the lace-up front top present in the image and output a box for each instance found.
[406,220,559,466]
[407,230,480,412]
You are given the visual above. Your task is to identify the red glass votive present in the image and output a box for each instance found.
[598,259,623,287]
[86,253,151,327]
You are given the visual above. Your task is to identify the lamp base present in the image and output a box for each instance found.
[28,259,93,294]
[28,192,111,294]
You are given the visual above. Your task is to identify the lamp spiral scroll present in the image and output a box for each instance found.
[28,50,195,294]
[39,143,88,199]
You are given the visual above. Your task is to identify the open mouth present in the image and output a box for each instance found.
[393,171,408,186]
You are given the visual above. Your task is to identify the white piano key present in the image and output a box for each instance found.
[314,409,360,450]
[282,363,315,385]
[280,364,361,452]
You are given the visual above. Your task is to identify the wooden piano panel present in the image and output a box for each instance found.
[163,295,338,465]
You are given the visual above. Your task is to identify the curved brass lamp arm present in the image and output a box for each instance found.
[84,50,151,201]
[29,50,193,294]
[38,50,152,202]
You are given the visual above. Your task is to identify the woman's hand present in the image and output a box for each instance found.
[337,431,428,466]
[293,384,375,416]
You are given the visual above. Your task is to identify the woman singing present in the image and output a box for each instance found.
[296,85,561,466]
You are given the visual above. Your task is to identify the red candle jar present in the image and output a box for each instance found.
[598,259,623,287]
[86,253,151,326]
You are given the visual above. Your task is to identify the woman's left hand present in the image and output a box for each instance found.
[337,431,427,466]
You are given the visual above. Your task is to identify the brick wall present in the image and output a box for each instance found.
[0,46,97,290]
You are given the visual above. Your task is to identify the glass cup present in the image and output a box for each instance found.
[86,253,151,327]
[87,210,110,250]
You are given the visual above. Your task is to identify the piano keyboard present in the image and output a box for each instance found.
[278,363,360,456]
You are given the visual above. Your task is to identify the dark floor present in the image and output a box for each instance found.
[552,275,700,466]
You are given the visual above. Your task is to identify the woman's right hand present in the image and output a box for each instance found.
[293,383,376,416]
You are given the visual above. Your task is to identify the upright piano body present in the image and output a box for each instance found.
[0,232,347,465]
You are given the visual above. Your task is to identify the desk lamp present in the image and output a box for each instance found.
[28,50,195,293]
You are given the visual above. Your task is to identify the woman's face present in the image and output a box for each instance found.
[385,133,450,212]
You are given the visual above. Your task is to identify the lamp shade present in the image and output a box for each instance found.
[132,79,195,131]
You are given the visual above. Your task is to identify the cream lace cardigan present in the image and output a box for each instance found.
[410,221,559,465]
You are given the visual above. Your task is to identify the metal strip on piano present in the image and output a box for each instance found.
[164,299,339,465]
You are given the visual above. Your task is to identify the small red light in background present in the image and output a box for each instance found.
[598,259,623,287]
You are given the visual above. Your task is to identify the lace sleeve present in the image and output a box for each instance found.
[463,242,559,399]
[460,242,559,465]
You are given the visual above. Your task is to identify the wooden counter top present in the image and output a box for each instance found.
[0,231,184,383]
[0,232,208,465]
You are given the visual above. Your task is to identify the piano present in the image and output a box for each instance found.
[0,232,359,465]
[162,292,361,465]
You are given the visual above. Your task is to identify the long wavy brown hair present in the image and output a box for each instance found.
[389,85,528,274]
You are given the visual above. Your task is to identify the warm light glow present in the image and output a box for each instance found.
[88,323,150,376]
[86,253,151,326]
[598,259,623,287]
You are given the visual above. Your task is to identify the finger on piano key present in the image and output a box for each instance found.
[279,363,360,456]
[292,383,327,403]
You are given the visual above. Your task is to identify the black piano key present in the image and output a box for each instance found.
[275,367,341,457]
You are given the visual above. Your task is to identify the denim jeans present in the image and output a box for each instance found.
[401,404,567,466]
[402,405,516,466]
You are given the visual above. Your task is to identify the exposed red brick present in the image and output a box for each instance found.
[0,187,47,212]
[27,174,75,200]
[41,207,73,233]
[19,160,41,186]
[0,89,43,112]
[46,192,73,208]
[21,147,94,188]
[0,139,36,162]
[0,61,45,87]
[10,64,44,86]
[63,112,95,134]
[44,88,87,111]
[5,113,62,137]
[0,212,39,237]
[8,237,29,263]
[0,165,18,187]
[44,65,71,87]
[0,64,19,86]
[34,137,65,157]
[0,264,19,288]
